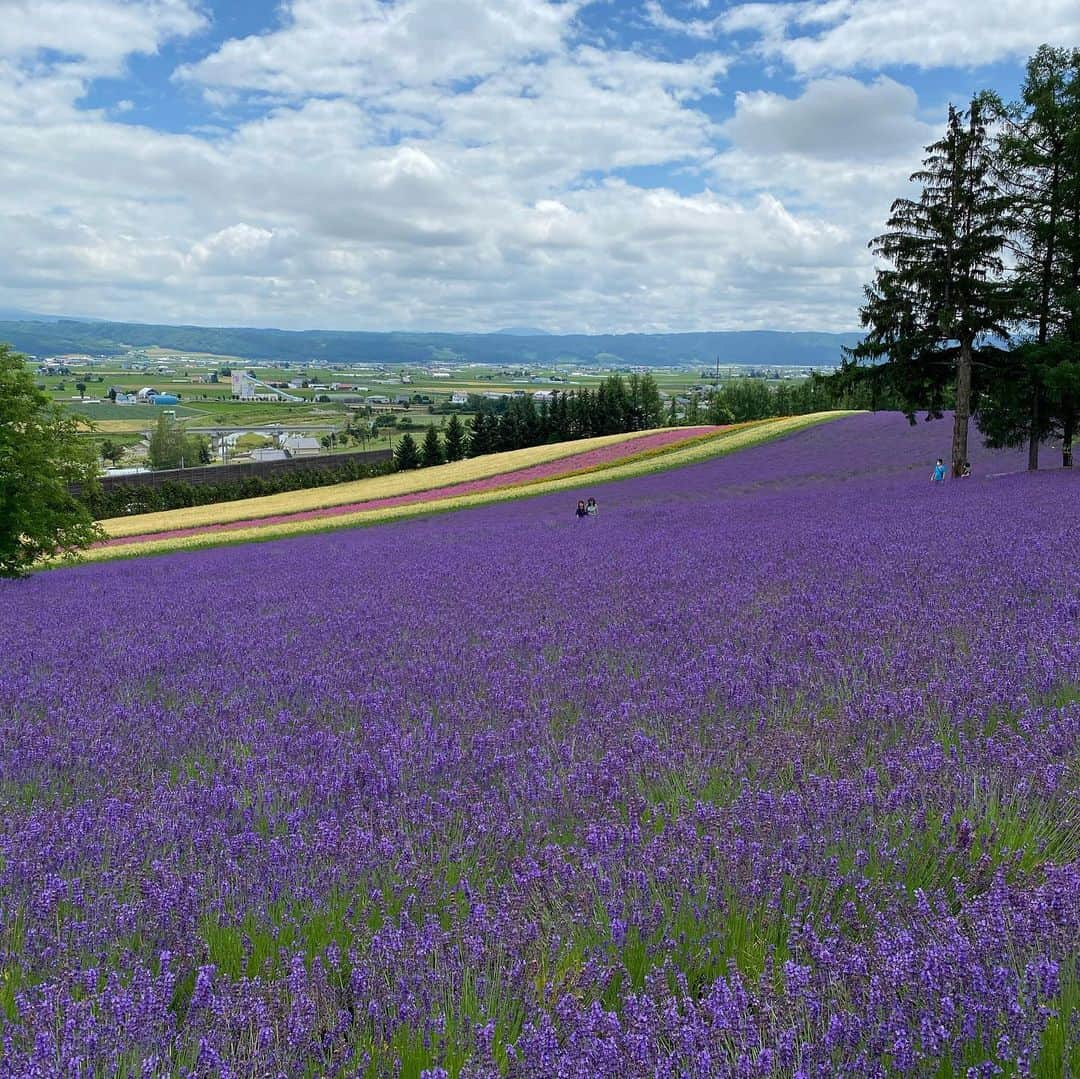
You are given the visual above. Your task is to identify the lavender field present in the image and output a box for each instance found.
[1,412,1078,1077]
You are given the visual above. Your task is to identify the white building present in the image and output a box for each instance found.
[282,435,321,457]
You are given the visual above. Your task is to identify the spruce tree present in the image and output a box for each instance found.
[420,424,444,467]
[519,394,541,446]
[393,432,421,470]
[978,46,1080,468]
[536,399,552,443]
[549,392,571,441]
[444,412,467,461]
[847,96,1014,476]
[496,405,520,452]
[467,410,495,456]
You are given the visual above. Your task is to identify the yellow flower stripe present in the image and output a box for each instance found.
[100,428,697,538]
[72,413,851,564]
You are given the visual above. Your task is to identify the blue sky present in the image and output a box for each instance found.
[2,0,1077,333]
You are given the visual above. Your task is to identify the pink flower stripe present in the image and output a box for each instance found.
[100,426,721,547]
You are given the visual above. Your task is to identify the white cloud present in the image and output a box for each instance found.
[0,0,206,77]
[710,76,938,267]
[0,0,1054,334]
[722,0,1080,74]
[178,0,579,96]
[643,1,722,39]
[722,76,935,161]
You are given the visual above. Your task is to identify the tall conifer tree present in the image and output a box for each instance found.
[420,424,444,468]
[847,97,1013,476]
[444,412,467,461]
[467,410,495,456]
[978,46,1080,468]
[393,432,420,470]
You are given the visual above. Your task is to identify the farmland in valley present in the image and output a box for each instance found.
[1,412,1077,1075]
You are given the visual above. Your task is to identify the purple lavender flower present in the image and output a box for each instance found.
[0,413,1075,1074]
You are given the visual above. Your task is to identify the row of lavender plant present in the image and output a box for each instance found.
[1,412,1076,1076]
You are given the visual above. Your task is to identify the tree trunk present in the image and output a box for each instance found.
[1028,159,1058,472]
[952,337,973,477]
[1064,409,1075,468]
[1027,383,1041,471]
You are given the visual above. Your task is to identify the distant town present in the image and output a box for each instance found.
[27,346,834,476]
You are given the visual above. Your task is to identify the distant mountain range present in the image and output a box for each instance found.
[0,307,106,323]
[0,317,861,368]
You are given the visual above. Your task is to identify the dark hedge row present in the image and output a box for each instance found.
[84,455,396,519]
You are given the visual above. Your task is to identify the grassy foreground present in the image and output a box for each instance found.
[70,413,851,564]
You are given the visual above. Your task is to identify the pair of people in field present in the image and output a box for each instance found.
[575,497,599,518]
[931,459,971,482]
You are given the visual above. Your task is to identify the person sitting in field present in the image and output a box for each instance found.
[960,461,971,478]
[575,499,588,518]
[586,497,599,517]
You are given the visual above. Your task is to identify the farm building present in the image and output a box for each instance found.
[282,435,320,457]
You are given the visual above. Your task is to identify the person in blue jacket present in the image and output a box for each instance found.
[931,459,946,483]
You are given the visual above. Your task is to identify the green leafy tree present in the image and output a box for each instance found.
[444,412,467,461]
[148,414,208,469]
[0,343,103,576]
[100,439,125,467]
[847,96,1014,476]
[393,432,421,470]
[593,376,628,434]
[568,390,592,438]
[76,381,87,399]
[420,424,444,467]
[714,379,774,422]
[148,413,184,469]
[637,373,665,428]
[707,396,735,425]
